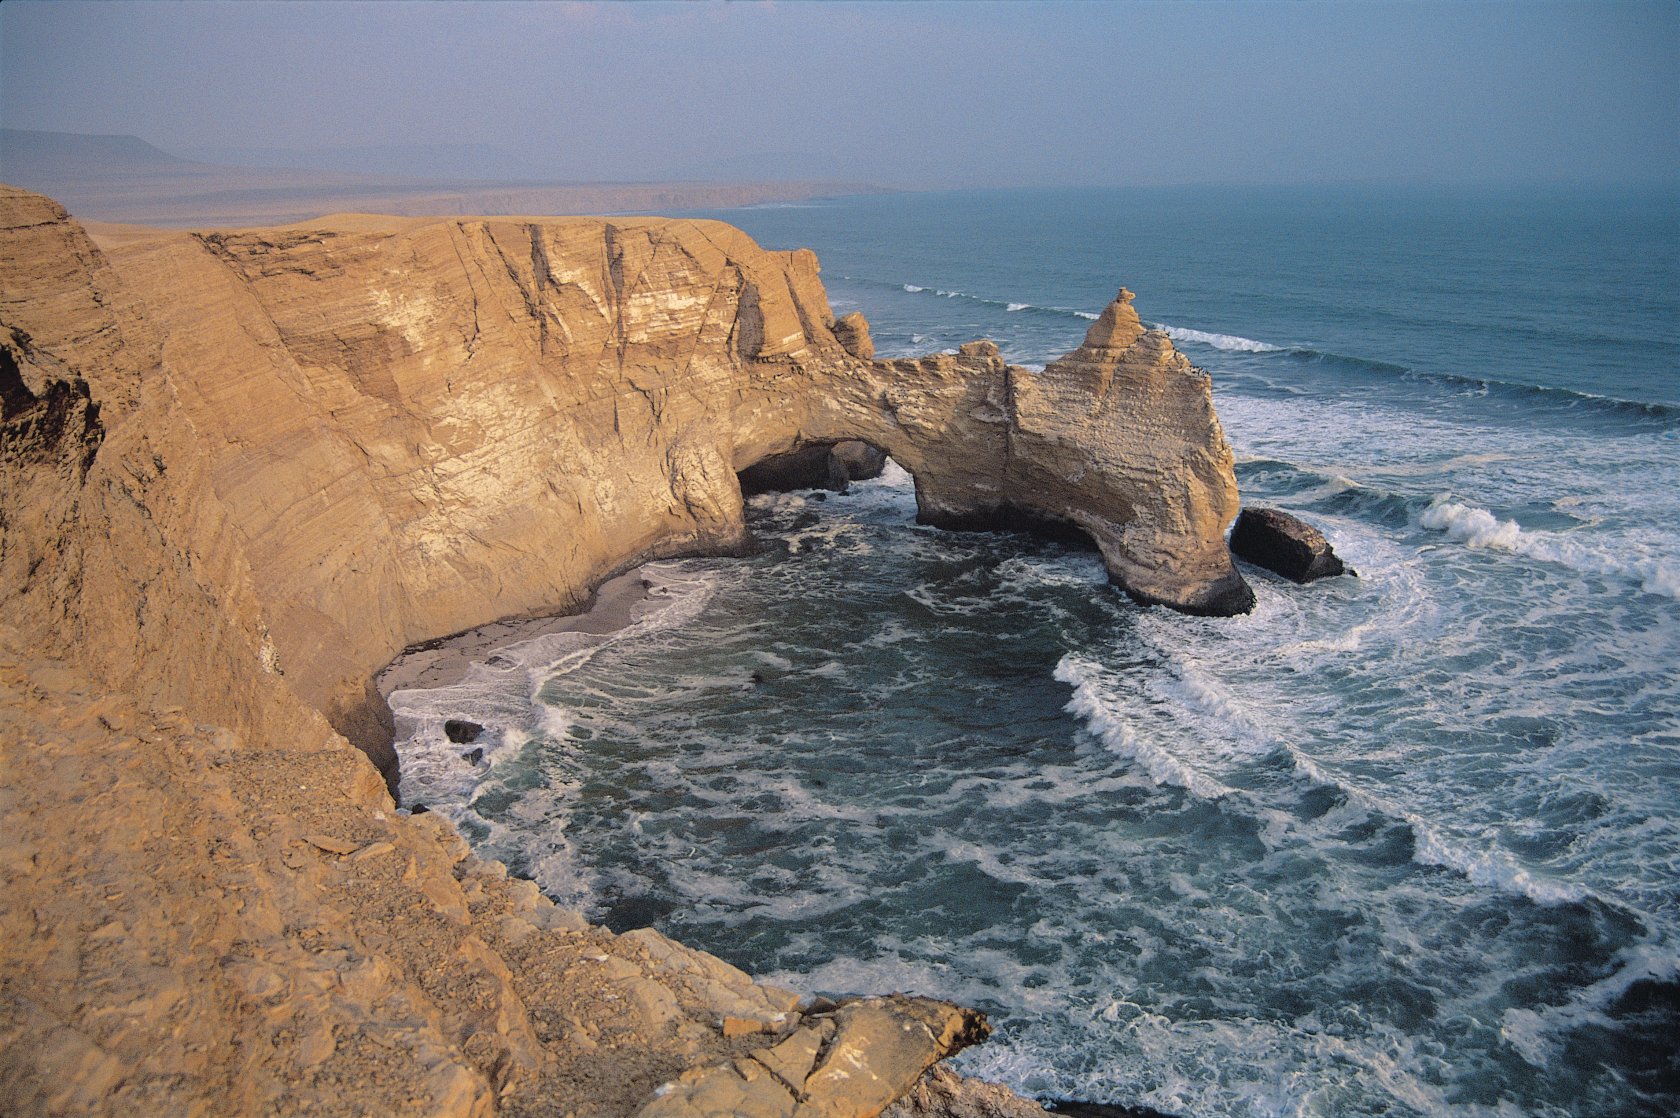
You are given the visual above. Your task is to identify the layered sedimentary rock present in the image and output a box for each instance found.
[821,296,1253,614]
[5,192,1248,778]
[0,181,1247,1116]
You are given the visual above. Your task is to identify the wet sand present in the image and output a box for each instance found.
[376,568,657,697]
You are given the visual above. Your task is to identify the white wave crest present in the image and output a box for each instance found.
[1006,302,1029,312]
[1419,497,1522,548]
[1055,656,1235,800]
[1073,310,1100,320]
[1421,496,1680,599]
[902,283,924,292]
[1151,322,1285,352]
[1409,820,1592,906]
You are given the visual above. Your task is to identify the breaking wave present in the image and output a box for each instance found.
[1150,322,1287,352]
[1420,496,1680,599]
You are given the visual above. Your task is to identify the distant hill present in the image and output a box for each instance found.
[176,141,550,182]
[1,128,194,178]
[0,129,889,228]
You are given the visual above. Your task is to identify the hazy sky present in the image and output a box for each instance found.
[2,0,1675,187]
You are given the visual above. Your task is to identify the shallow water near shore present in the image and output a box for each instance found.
[391,185,1679,1117]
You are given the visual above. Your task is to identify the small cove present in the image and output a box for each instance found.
[389,185,1680,1117]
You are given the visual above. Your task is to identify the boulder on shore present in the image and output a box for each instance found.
[831,311,875,360]
[1229,507,1353,583]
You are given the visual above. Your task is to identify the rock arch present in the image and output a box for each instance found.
[0,194,1251,786]
[806,296,1253,615]
[0,187,1256,1116]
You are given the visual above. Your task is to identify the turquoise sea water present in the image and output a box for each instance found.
[391,186,1679,1117]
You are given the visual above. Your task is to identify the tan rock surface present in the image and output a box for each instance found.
[35,195,1247,779]
[1,182,1249,1115]
[883,1065,1054,1118]
[635,997,991,1118]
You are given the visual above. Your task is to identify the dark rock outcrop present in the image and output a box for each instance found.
[738,442,852,494]
[443,718,483,744]
[1229,507,1352,582]
[832,438,888,482]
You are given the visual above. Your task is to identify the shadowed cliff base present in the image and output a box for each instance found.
[738,439,890,496]
[0,183,1249,1116]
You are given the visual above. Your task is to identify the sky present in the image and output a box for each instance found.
[1,0,1675,188]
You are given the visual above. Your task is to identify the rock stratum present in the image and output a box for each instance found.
[0,183,1249,1116]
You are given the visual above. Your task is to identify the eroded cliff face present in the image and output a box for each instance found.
[0,182,1248,1116]
[86,201,1247,771]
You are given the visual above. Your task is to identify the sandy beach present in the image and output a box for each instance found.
[376,567,665,698]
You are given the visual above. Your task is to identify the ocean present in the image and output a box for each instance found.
[388,186,1679,1117]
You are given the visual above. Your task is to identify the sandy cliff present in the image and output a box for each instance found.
[0,183,1246,1116]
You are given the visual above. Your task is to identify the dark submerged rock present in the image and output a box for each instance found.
[443,718,484,744]
[1229,506,1353,583]
[1049,1102,1180,1118]
[461,747,484,765]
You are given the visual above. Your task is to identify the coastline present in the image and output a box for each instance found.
[376,568,659,699]
[377,542,1200,1118]
[0,184,1245,1115]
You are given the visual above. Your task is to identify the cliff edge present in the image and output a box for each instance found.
[0,183,1247,1116]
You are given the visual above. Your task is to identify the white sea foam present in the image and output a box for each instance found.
[876,457,915,489]
[388,564,721,809]
[1073,310,1100,320]
[1421,495,1680,599]
[1151,322,1286,352]
[1006,302,1029,312]
[936,835,1054,887]
[956,1002,1467,1118]
[902,283,924,292]
[1055,656,1236,800]
[1408,818,1592,906]
[1151,654,1281,759]
[1057,629,1608,913]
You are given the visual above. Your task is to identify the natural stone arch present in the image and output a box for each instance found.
[0,195,1251,789]
[794,295,1254,615]
[735,435,1109,560]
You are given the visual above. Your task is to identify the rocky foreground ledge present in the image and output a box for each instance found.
[0,183,1247,1115]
